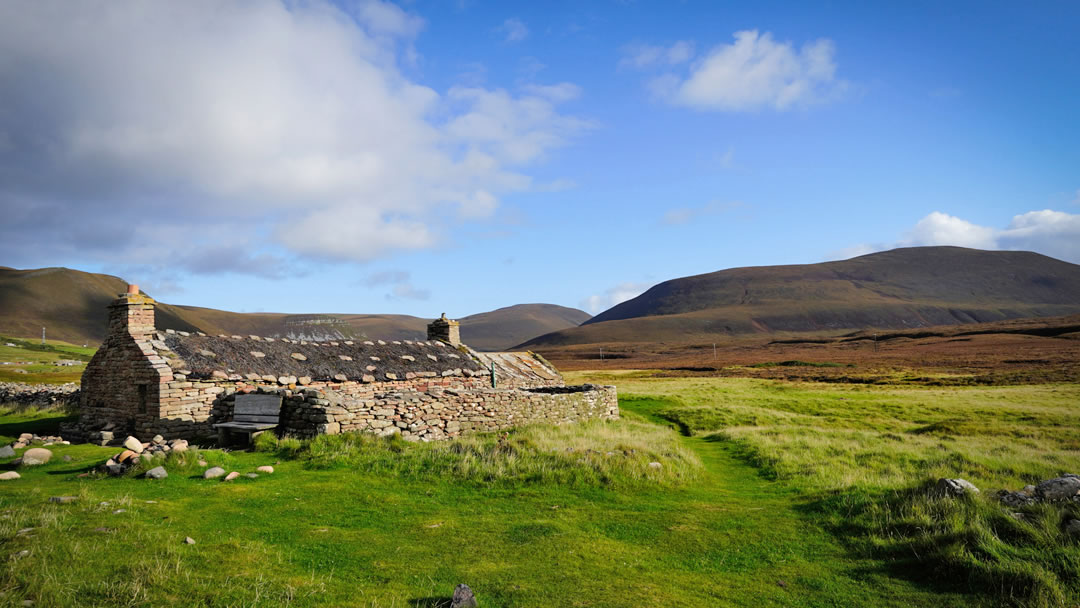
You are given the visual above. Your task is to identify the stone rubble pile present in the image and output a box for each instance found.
[0,382,79,407]
[998,474,1080,507]
[5,432,69,452]
[937,475,1080,537]
[98,435,190,476]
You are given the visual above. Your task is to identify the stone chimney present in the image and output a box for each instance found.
[107,284,156,339]
[427,313,460,346]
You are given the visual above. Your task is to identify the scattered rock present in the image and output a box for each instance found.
[123,436,144,453]
[113,509,126,514]
[12,550,30,560]
[183,536,196,545]
[19,448,52,466]
[48,496,77,504]
[451,583,478,608]
[145,466,168,480]
[0,445,15,459]
[224,472,240,481]
[62,455,72,462]
[647,462,662,469]
[256,466,274,474]
[203,467,226,479]
[245,473,258,479]
[1066,520,1080,537]
[152,435,165,445]
[117,450,137,464]
[1035,475,1080,502]
[0,471,20,481]
[198,460,208,467]
[998,489,1036,508]
[934,478,979,498]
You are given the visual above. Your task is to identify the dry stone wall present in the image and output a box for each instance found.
[241,382,619,440]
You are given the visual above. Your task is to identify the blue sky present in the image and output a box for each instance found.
[0,0,1077,317]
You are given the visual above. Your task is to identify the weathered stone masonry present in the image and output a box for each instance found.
[63,287,617,443]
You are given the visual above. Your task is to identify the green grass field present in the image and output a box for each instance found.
[2,373,1078,606]
[0,336,93,384]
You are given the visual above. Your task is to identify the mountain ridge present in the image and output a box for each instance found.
[0,267,590,351]
[520,247,1080,348]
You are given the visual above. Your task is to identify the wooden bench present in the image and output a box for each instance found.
[213,394,282,446]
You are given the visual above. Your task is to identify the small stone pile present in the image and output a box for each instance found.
[0,381,79,407]
[6,432,69,451]
[99,435,190,476]
[998,474,1080,507]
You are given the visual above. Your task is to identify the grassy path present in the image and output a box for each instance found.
[1,405,975,607]
[614,398,974,608]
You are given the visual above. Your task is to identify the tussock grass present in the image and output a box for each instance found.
[595,375,1080,606]
[254,419,702,488]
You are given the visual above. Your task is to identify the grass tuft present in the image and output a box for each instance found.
[255,419,702,488]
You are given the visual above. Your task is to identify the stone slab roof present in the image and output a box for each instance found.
[152,331,484,382]
[469,350,562,384]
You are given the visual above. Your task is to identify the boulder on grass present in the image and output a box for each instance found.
[203,467,226,479]
[1035,475,1080,502]
[19,448,52,466]
[451,584,477,608]
[0,471,20,481]
[934,478,979,498]
[145,466,168,480]
[0,445,15,459]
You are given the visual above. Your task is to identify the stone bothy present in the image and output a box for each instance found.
[63,287,618,443]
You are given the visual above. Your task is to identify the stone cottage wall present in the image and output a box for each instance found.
[217,382,619,441]
[71,293,174,442]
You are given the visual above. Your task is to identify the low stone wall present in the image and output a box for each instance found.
[290,382,619,440]
[224,382,619,441]
[0,382,80,408]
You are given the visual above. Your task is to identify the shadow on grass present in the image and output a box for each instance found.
[407,597,452,608]
[0,414,76,439]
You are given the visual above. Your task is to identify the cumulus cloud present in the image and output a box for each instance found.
[903,211,998,249]
[582,282,652,315]
[0,1,585,276]
[633,30,847,111]
[498,18,529,42]
[839,210,1080,263]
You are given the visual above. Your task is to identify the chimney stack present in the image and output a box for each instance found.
[108,285,156,339]
[427,313,461,346]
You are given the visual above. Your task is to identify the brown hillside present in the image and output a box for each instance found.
[0,267,588,350]
[521,247,1080,348]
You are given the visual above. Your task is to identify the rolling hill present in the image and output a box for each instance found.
[0,267,590,351]
[519,247,1080,347]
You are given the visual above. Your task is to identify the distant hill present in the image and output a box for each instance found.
[519,247,1080,347]
[0,267,590,351]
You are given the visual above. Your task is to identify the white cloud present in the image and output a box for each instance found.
[498,18,529,43]
[582,282,652,315]
[997,210,1080,262]
[839,209,1080,264]
[619,41,695,69]
[0,1,586,274]
[646,30,847,111]
[903,211,998,249]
